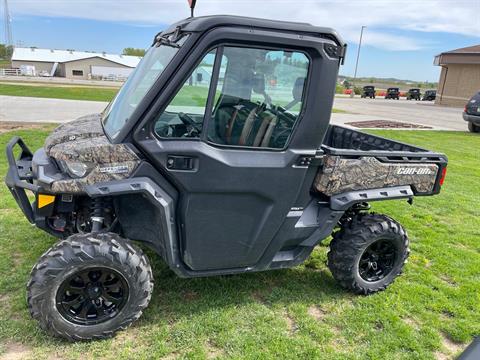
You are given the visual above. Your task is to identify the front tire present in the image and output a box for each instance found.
[27,232,153,341]
[327,213,409,294]
[468,122,480,133]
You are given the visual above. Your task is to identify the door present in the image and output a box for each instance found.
[142,44,312,271]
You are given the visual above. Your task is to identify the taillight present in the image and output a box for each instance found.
[439,166,447,186]
[464,105,468,113]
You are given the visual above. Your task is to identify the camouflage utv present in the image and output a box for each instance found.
[5,14,448,341]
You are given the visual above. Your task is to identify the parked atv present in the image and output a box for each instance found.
[406,88,421,100]
[361,85,376,99]
[5,15,448,341]
[422,90,437,101]
[385,87,400,100]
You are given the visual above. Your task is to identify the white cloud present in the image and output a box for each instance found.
[9,0,480,51]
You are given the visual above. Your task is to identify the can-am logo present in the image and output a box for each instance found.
[396,167,432,175]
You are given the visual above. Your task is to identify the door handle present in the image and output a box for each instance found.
[166,155,195,170]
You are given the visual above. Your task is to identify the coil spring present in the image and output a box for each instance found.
[90,197,104,218]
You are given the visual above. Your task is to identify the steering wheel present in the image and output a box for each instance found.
[178,112,202,135]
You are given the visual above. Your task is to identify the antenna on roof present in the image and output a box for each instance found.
[188,0,197,17]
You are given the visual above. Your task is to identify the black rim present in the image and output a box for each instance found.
[56,267,129,325]
[358,239,397,282]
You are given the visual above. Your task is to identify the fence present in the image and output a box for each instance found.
[0,68,21,76]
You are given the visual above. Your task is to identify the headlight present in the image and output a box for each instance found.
[62,160,92,178]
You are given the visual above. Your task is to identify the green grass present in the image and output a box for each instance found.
[0,129,479,359]
[0,83,346,113]
[0,60,10,69]
[0,83,118,102]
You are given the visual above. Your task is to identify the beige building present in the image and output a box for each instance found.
[11,47,141,80]
[434,45,480,107]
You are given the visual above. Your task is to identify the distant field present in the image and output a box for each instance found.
[0,83,118,102]
[0,83,346,113]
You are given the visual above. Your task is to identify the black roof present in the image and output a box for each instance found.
[163,15,344,46]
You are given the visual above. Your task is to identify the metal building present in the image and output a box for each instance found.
[434,45,480,107]
[11,47,141,80]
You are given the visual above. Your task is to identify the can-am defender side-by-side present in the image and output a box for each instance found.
[361,85,376,99]
[406,88,421,101]
[385,87,400,100]
[5,15,448,341]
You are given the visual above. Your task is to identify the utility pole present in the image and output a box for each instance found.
[351,25,366,98]
[3,0,13,46]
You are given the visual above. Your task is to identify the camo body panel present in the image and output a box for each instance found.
[314,155,439,196]
[43,115,141,194]
[44,113,104,153]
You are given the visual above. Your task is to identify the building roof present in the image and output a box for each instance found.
[12,47,142,67]
[434,44,480,66]
[443,44,480,54]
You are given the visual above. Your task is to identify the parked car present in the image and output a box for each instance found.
[385,87,400,100]
[361,85,375,98]
[422,90,436,101]
[406,88,421,100]
[463,91,480,133]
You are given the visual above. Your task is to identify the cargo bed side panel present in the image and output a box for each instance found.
[314,155,439,196]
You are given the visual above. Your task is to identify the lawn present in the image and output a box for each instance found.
[0,83,346,113]
[0,83,118,102]
[0,128,478,359]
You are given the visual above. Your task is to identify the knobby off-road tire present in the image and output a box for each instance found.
[327,213,409,295]
[468,121,480,133]
[27,232,153,341]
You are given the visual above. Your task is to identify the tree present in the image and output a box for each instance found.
[122,47,146,57]
[0,44,14,60]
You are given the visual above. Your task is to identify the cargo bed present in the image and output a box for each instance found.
[314,125,448,197]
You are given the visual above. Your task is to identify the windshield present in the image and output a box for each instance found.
[102,35,188,138]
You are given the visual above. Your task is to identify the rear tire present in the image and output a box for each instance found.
[27,232,153,341]
[468,122,480,133]
[327,213,409,295]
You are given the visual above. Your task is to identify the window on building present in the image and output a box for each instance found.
[72,70,83,76]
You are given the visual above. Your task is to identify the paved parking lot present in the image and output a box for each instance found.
[332,97,466,131]
[0,95,467,131]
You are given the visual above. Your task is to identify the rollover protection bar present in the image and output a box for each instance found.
[5,136,39,223]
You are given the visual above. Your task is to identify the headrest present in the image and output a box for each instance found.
[293,77,305,101]
[252,73,266,94]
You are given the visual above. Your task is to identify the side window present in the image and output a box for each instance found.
[208,46,309,149]
[154,50,216,138]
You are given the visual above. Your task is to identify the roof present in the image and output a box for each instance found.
[443,44,480,55]
[163,15,344,46]
[434,44,480,66]
[11,47,142,67]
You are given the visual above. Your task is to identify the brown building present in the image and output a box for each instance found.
[434,45,480,107]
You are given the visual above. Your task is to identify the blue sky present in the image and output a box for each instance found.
[4,0,480,82]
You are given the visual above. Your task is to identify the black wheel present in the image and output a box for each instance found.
[327,213,409,295]
[468,122,480,133]
[27,232,153,341]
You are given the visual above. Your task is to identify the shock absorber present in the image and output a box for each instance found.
[90,197,104,232]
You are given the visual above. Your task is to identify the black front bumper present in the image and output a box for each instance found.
[5,136,40,223]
